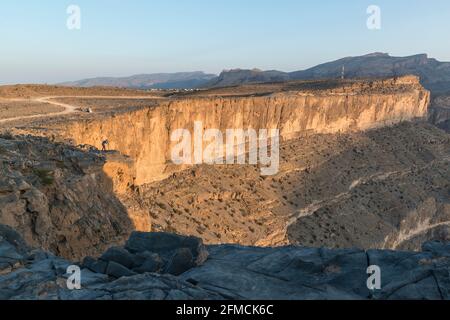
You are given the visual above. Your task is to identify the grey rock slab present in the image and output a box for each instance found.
[164,248,195,276]
[0,241,24,261]
[133,253,163,274]
[432,268,450,299]
[58,288,112,300]
[423,241,450,258]
[105,261,136,278]
[1,225,450,300]
[99,273,171,293]
[367,248,446,299]
[82,257,108,274]
[386,274,443,300]
[100,246,137,269]
[182,246,371,299]
[125,232,208,265]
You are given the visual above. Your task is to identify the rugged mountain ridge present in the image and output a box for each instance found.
[290,53,450,93]
[59,72,216,90]
[208,53,450,94]
[205,68,290,88]
[60,53,450,93]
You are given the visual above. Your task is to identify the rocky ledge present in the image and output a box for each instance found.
[0,224,449,300]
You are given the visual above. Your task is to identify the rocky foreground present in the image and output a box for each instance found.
[1,225,449,300]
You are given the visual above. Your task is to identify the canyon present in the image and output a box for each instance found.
[20,76,430,186]
[2,75,447,252]
[1,75,450,299]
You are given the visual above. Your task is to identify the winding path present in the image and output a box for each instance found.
[0,95,163,124]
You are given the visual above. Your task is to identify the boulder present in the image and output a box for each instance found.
[133,252,163,274]
[82,257,108,274]
[125,232,208,266]
[100,247,137,269]
[164,248,195,276]
[105,261,136,278]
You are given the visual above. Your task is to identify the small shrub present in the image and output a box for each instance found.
[34,169,54,186]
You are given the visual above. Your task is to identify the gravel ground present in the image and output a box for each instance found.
[0,101,64,120]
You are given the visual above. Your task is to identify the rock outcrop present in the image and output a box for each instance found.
[82,232,208,277]
[1,226,449,300]
[0,134,133,260]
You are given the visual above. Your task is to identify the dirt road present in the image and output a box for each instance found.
[0,95,164,124]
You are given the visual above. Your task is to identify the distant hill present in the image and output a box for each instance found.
[59,72,216,89]
[58,53,450,94]
[289,53,450,94]
[205,69,290,88]
[206,53,450,94]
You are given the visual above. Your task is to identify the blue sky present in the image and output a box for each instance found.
[0,0,449,84]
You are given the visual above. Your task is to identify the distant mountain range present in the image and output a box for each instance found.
[209,53,450,94]
[59,72,216,89]
[290,53,450,94]
[205,69,290,88]
[59,53,450,94]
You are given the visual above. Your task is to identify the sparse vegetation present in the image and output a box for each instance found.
[33,169,55,186]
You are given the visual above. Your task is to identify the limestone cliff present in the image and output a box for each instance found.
[0,76,434,257]
[39,76,429,187]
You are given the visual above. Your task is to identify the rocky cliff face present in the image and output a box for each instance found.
[37,76,429,187]
[0,135,133,260]
[0,77,438,261]
[128,122,450,250]
[429,94,450,132]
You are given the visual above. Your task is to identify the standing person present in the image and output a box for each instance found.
[102,139,109,152]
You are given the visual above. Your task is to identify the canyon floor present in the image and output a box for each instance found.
[1,78,450,299]
[126,121,450,251]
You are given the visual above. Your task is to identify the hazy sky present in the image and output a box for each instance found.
[1,0,449,84]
